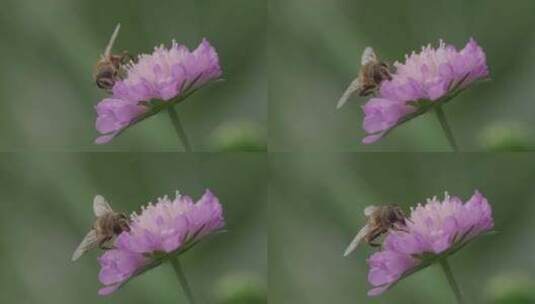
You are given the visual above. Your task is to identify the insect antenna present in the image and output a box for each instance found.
[104,23,121,58]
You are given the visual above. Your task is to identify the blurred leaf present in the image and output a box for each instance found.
[209,121,267,152]
[486,273,535,304]
[479,122,535,151]
[214,273,266,304]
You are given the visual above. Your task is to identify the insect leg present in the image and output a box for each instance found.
[392,222,411,233]
[359,85,376,96]
[380,66,393,81]
[369,241,382,247]
[366,227,387,247]
[98,237,113,250]
[120,51,135,64]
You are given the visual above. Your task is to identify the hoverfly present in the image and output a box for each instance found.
[71,195,130,261]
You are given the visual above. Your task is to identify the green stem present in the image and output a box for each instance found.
[168,107,192,152]
[439,258,465,304]
[434,106,459,152]
[170,256,197,304]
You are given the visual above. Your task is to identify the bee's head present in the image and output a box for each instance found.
[387,206,406,223]
[96,77,115,90]
[95,66,118,89]
[113,215,130,234]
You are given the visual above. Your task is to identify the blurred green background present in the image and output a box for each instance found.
[0,0,266,151]
[270,153,535,303]
[269,0,535,151]
[0,153,267,303]
[2,1,535,304]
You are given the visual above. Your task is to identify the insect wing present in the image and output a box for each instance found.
[361,47,377,65]
[104,23,121,57]
[364,205,379,217]
[343,224,371,256]
[72,229,98,261]
[336,78,360,109]
[93,195,113,217]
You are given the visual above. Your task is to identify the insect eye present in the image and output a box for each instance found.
[373,72,384,83]
[96,79,114,89]
[98,70,114,78]
[388,211,400,222]
[113,223,124,234]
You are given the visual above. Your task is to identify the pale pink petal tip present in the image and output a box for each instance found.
[98,285,120,296]
[368,285,390,297]
[95,134,115,144]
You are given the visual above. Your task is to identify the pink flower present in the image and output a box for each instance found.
[95,39,222,144]
[95,98,146,144]
[362,98,413,144]
[98,190,225,295]
[362,38,489,144]
[367,191,493,296]
[98,249,147,296]
[367,250,418,296]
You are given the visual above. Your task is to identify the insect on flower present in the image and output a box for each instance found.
[366,191,494,296]
[337,47,393,109]
[94,37,222,144]
[71,195,130,261]
[93,23,133,91]
[97,190,225,295]
[360,38,490,144]
[343,205,407,256]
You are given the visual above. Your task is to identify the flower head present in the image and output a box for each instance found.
[95,39,222,144]
[367,191,493,296]
[98,189,224,295]
[362,38,489,144]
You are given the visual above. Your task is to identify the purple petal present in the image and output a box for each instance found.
[94,38,222,144]
[360,38,489,144]
[366,191,494,296]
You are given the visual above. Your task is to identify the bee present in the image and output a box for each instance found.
[343,205,407,257]
[93,23,132,91]
[71,195,130,261]
[336,47,393,109]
